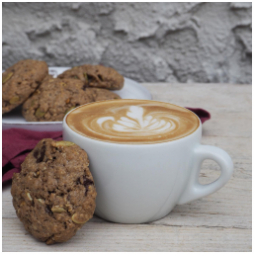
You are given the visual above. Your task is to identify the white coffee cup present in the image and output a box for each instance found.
[63,100,233,224]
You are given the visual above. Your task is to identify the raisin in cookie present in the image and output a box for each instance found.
[58,64,124,90]
[22,78,94,121]
[11,139,97,245]
[2,59,48,114]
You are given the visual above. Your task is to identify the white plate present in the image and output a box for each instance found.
[2,67,152,131]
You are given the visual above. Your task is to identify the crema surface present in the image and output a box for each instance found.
[66,100,200,144]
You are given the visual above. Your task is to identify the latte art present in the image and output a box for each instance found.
[66,100,200,144]
[97,106,177,136]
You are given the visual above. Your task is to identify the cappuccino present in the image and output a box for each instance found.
[66,100,200,144]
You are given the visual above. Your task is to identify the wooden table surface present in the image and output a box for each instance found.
[2,83,252,252]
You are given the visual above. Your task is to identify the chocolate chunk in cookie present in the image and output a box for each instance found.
[22,78,94,121]
[58,64,124,90]
[2,59,48,114]
[11,139,97,245]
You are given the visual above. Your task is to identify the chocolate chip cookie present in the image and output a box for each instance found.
[2,59,48,114]
[22,78,94,121]
[58,64,124,90]
[11,139,97,245]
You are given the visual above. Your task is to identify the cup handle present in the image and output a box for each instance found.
[177,145,233,205]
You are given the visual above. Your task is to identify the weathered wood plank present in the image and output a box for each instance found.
[2,218,251,252]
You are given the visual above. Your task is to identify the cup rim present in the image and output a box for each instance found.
[63,99,202,146]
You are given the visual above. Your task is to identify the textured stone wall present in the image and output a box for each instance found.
[2,2,252,84]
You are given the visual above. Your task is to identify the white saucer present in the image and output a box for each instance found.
[2,67,152,132]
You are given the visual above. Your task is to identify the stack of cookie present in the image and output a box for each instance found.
[2,60,124,121]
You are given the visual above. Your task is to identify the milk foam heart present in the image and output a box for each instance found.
[66,100,200,144]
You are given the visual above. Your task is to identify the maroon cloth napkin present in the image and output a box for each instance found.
[2,108,210,184]
[2,129,62,184]
[186,107,211,124]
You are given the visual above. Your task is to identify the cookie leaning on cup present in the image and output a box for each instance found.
[11,139,97,245]
[2,59,48,114]
[58,64,124,90]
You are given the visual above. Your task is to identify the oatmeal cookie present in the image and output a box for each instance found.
[41,74,54,82]
[2,59,48,114]
[22,78,94,121]
[22,77,122,121]
[11,139,97,245]
[58,64,124,90]
[87,88,121,101]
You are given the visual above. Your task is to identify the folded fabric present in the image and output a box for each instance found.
[2,108,210,184]
[186,107,211,124]
[2,129,62,184]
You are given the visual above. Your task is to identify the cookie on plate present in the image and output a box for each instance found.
[22,77,122,121]
[11,139,97,245]
[58,64,124,90]
[86,88,121,101]
[2,59,48,114]
[22,78,94,121]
